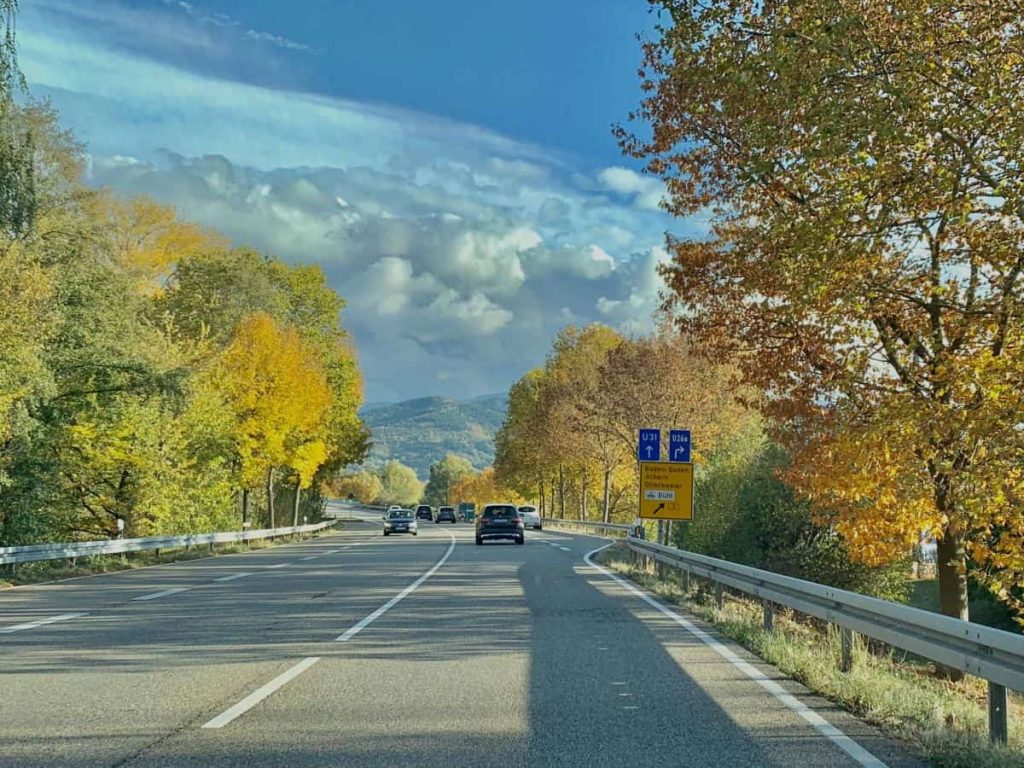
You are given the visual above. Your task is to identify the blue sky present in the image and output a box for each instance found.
[19,0,692,402]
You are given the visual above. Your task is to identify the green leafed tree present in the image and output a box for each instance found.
[376,460,423,507]
[423,453,475,507]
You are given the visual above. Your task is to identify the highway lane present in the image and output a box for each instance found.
[0,522,453,768]
[0,522,925,767]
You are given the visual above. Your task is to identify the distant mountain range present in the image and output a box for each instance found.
[359,393,509,479]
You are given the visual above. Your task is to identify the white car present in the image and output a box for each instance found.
[518,505,542,530]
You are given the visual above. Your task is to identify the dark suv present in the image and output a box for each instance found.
[436,506,457,523]
[415,504,433,522]
[475,503,524,545]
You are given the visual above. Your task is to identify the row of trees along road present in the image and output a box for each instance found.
[0,3,369,544]
[492,323,912,602]
[494,325,748,524]
[619,1,1024,636]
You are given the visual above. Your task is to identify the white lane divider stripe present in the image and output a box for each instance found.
[133,587,190,601]
[582,544,888,768]
[0,612,87,634]
[200,534,457,730]
[201,657,321,729]
[559,546,572,552]
[299,556,319,561]
[335,532,456,642]
[214,573,251,583]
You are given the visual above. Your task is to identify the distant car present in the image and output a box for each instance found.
[518,505,541,530]
[383,509,417,536]
[436,506,457,524]
[415,504,433,522]
[387,505,402,512]
[475,503,524,545]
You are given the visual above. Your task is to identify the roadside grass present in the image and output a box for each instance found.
[597,543,1024,768]
[0,527,343,589]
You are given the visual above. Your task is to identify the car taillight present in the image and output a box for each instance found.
[511,517,521,525]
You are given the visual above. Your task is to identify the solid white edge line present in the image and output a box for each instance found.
[582,542,889,768]
[266,563,289,570]
[559,546,573,552]
[335,532,456,642]
[0,612,88,634]
[132,587,190,602]
[201,656,321,729]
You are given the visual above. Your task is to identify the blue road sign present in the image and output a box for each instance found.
[669,430,691,463]
[638,428,661,462]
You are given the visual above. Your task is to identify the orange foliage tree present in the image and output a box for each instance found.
[621,0,1024,626]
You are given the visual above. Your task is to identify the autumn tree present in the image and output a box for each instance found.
[494,369,549,510]
[215,313,331,528]
[330,470,383,505]
[622,0,1024,626]
[543,325,625,521]
[423,453,474,507]
[449,467,522,512]
[376,460,423,507]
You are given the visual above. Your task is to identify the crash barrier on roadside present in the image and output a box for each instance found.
[542,517,1023,744]
[0,521,337,567]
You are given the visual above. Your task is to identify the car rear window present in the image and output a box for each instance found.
[389,511,412,519]
[518,506,536,513]
[484,505,517,517]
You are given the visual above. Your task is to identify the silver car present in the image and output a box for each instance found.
[518,505,542,530]
[383,509,418,536]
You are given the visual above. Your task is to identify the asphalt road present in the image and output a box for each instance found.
[0,510,925,768]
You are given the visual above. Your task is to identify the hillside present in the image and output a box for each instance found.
[360,393,508,478]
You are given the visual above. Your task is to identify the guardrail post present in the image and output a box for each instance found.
[681,568,689,594]
[715,583,724,610]
[989,682,1009,744]
[840,628,855,673]
[656,557,667,581]
[762,600,775,632]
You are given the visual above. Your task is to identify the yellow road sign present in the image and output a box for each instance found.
[639,461,693,520]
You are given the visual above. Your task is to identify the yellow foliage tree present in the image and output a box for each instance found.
[215,313,331,527]
[450,468,523,512]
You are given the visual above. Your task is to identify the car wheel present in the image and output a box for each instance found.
[412,531,418,536]
[516,536,524,545]
[383,531,389,536]
[475,537,483,546]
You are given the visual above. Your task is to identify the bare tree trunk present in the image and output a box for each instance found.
[292,481,301,527]
[549,478,556,518]
[241,488,250,529]
[267,467,276,529]
[558,464,565,518]
[538,479,545,516]
[581,468,588,521]
[603,468,611,523]
[936,523,969,679]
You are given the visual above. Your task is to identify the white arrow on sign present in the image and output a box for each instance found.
[645,445,655,458]
[673,447,687,460]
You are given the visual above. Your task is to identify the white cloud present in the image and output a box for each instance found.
[598,166,665,211]
[20,12,697,400]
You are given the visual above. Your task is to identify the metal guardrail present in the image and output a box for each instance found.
[540,518,632,536]
[0,521,336,566]
[543,517,1022,743]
